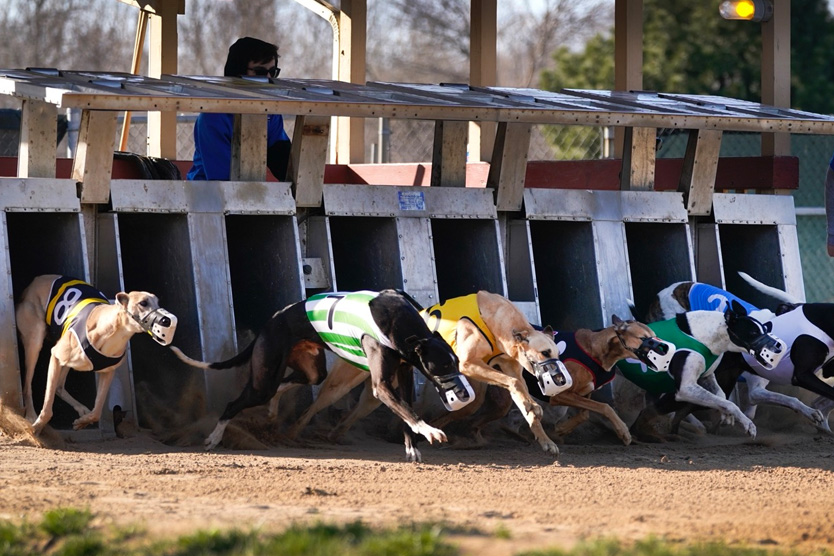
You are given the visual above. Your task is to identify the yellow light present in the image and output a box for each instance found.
[719,0,772,22]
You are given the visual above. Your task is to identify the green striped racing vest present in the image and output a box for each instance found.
[305,291,394,371]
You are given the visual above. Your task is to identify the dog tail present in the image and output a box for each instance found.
[737,271,801,304]
[169,340,255,370]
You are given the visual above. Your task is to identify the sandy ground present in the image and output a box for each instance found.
[1,401,833,556]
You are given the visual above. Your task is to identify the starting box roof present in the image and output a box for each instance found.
[2,68,834,134]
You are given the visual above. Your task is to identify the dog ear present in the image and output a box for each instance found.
[542,325,554,337]
[512,329,529,343]
[612,314,623,326]
[116,292,130,308]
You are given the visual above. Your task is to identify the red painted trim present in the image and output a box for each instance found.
[0,156,798,190]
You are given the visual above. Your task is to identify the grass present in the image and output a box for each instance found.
[0,509,831,556]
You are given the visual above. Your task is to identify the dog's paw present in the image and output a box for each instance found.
[405,445,423,463]
[539,438,560,456]
[72,417,96,430]
[741,418,757,438]
[414,421,447,444]
[619,430,633,446]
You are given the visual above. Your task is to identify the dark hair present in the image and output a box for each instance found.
[223,37,278,77]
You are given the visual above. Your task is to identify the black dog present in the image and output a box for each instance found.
[171,289,473,462]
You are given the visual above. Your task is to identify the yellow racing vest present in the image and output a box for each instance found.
[421,294,502,363]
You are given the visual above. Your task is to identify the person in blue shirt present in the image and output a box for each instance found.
[187,37,291,181]
[827,151,834,257]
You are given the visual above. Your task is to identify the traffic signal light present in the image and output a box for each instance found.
[719,0,773,22]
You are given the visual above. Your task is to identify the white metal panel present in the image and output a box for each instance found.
[713,193,797,225]
[0,178,80,211]
[323,184,496,219]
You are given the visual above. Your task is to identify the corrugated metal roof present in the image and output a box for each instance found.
[2,68,834,134]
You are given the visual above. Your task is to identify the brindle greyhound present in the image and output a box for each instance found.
[284,291,566,456]
[170,290,473,462]
[15,274,176,435]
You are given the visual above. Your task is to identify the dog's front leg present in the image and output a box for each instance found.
[362,337,445,460]
[461,359,558,455]
[673,354,756,437]
[54,365,93,419]
[71,368,117,430]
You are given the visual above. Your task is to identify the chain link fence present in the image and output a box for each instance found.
[2,108,831,303]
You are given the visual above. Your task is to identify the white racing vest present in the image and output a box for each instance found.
[742,307,834,383]
[305,291,395,371]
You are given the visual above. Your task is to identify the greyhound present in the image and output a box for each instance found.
[646,274,832,433]
[284,291,567,456]
[14,274,177,435]
[617,302,787,438]
[520,316,675,445]
[170,290,474,462]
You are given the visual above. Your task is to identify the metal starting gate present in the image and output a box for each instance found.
[2,69,833,434]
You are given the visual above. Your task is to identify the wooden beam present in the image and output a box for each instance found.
[72,110,118,203]
[431,120,468,187]
[147,1,178,158]
[489,122,531,211]
[470,0,497,163]
[620,126,655,191]
[679,129,723,215]
[761,0,791,159]
[292,115,330,207]
[614,0,643,159]
[18,99,57,178]
[230,114,267,181]
[336,0,366,164]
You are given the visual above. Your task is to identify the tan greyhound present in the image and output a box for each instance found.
[14,274,176,434]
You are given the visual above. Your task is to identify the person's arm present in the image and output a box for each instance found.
[266,114,292,181]
[194,113,234,181]
[826,164,834,257]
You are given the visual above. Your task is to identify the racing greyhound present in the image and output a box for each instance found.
[646,274,832,433]
[618,302,786,438]
[284,291,567,456]
[170,290,474,462]
[15,274,177,435]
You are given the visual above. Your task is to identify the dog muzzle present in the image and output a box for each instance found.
[533,358,572,396]
[634,337,676,373]
[137,308,178,346]
[749,335,786,370]
[435,373,476,412]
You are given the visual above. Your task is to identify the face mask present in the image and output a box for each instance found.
[434,373,476,412]
[533,358,572,396]
[633,337,676,372]
[135,307,178,345]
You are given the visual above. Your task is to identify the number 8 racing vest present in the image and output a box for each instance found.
[45,276,125,370]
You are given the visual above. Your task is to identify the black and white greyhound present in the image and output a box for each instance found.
[170,289,474,462]
[646,273,833,433]
[617,302,786,438]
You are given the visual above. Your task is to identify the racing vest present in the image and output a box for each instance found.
[420,294,502,363]
[687,282,758,315]
[305,291,393,371]
[742,306,834,384]
[616,317,717,396]
[552,329,614,389]
[45,276,124,370]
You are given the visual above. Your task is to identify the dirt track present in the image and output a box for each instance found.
[1,403,833,556]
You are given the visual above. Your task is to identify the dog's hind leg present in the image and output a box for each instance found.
[550,391,632,445]
[744,373,830,433]
[15,300,47,422]
[31,355,65,435]
[330,376,381,441]
[287,359,368,439]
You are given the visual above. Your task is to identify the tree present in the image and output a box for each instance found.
[540,0,834,115]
